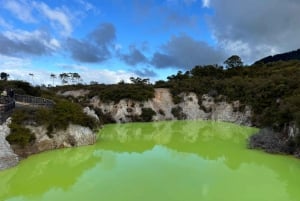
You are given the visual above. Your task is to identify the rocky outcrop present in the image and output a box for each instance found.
[0,118,19,170]
[90,88,252,126]
[1,120,97,170]
[57,89,90,98]
[249,123,300,155]
[12,124,97,158]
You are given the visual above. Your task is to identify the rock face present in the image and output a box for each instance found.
[249,123,300,155]
[1,120,97,170]
[0,118,19,170]
[12,124,97,158]
[90,88,252,126]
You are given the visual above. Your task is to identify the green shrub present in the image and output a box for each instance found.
[6,124,35,147]
[140,108,156,122]
[171,106,186,120]
[7,99,99,144]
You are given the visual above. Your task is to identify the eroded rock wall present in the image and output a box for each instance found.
[0,118,19,170]
[12,124,97,158]
[90,88,252,126]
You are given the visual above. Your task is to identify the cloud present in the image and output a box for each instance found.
[209,0,300,62]
[66,38,110,63]
[2,0,73,36]
[79,69,137,84]
[2,0,36,23]
[66,23,116,63]
[57,64,89,71]
[202,0,210,8]
[90,23,116,46]
[0,55,138,85]
[164,10,198,28]
[131,1,199,31]
[119,46,148,66]
[151,52,178,68]
[33,2,73,36]
[0,30,60,56]
[0,17,12,29]
[134,68,157,78]
[151,34,224,69]
[76,0,99,13]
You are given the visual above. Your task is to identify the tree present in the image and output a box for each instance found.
[59,73,69,85]
[0,72,9,81]
[50,73,56,86]
[130,77,150,85]
[29,73,34,85]
[70,72,81,84]
[224,55,243,68]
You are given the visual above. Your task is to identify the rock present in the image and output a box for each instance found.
[248,127,300,155]
[8,124,97,160]
[0,118,19,170]
[57,89,90,98]
[90,88,252,126]
[83,107,99,121]
[26,124,96,152]
[248,128,284,153]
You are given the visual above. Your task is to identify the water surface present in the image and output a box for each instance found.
[1,120,300,201]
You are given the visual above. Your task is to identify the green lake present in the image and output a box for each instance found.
[1,120,300,201]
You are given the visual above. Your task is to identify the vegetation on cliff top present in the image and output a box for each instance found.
[155,60,300,130]
[0,81,100,147]
[1,57,300,153]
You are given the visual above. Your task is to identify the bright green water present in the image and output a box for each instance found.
[1,120,300,201]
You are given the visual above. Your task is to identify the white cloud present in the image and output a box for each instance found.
[209,0,300,62]
[0,17,12,29]
[202,0,210,8]
[2,0,36,23]
[2,29,61,54]
[33,2,73,36]
[1,57,137,86]
[79,69,137,84]
[76,0,99,13]
[0,55,31,69]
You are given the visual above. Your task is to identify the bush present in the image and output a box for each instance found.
[7,99,99,145]
[171,106,186,120]
[6,124,35,147]
[140,108,156,122]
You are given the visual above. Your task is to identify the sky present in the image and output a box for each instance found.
[1,0,300,86]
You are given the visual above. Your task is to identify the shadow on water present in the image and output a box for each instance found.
[1,120,300,201]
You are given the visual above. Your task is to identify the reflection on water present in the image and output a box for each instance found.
[1,120,300,201]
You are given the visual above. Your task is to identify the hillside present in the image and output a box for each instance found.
[1,58,300,159]
[254,49,300,64]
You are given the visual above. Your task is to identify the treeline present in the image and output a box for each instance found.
[255,49,300,64]
[54,77,154,103]
[155,60,300,133]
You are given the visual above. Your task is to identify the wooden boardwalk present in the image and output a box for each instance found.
[0,94,55,124]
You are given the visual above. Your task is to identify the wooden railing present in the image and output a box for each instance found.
[14,94,55,107]
[0,96,15,123]
[0,94,55,124]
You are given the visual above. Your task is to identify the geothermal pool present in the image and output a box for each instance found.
[1,120,300,201]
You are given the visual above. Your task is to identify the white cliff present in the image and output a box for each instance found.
[0,118,19,170]
[90,88,252,126]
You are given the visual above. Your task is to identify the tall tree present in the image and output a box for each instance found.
[224,55,243,68]
[29,73,34,85]
[130,77,150,85]
[59,73,69,85]
[0,72,9,81]
[69,72,81,84]
[50,73,56,86]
